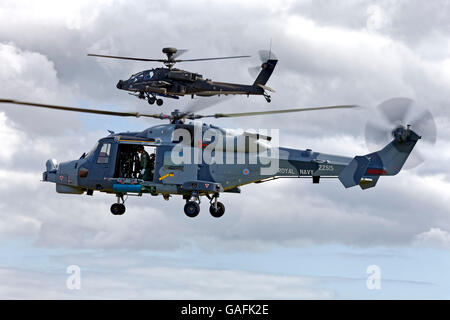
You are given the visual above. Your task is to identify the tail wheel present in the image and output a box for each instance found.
[111,203,126,215]
[184,201,200,218]
[209,202,225,218]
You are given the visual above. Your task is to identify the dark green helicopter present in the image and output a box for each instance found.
[88,47,278,106]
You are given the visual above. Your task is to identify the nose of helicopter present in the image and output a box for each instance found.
[116,80,124,89]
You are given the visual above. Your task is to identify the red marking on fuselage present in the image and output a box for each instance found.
[366,169,386,175]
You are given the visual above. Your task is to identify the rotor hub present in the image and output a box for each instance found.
[162,47,179,68]
[391,124,421,143]
[162,47,178,55]
[169,109,186,124]
[392,125,408,142]
[171,108,181,117]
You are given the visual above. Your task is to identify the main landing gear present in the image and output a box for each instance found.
[183,194,200,218]
[137,91,164,106]
[147,96,163,106]
[183,194,226,218]
[208,194,225,218]
[111,194,126,215]
[184,201,200,218]
[109,193,226,218]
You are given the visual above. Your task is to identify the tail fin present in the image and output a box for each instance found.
[253,59,278,86]
[339,127,421,189]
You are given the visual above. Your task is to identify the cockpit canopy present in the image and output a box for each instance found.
[128,70,157,82]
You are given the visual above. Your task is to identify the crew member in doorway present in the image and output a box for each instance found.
[149,153,155,178]
[138,146,153,181]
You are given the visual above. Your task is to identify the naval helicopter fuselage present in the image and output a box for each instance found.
[42,119,420,217]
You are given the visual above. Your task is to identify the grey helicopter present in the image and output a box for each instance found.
[88,47,277,106]
[0,97,436,218]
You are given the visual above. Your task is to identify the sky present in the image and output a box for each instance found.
[0,0,450,299]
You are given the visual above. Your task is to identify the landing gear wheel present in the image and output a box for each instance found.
[148,97,156,105]
[156,99,163,106]
[110,203,126,215]
[209,202,225,218]
[184,201,200,218]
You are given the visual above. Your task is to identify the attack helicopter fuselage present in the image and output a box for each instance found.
[89,47,278,106]
[116,67,267,98]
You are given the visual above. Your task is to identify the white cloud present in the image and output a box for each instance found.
[0,43,80,134]
[0,113,23,162]
[0,0,112,30]
[0,265,335,299]
[414,228,450,249]
[366,5,390,32]
[0,0,450,298]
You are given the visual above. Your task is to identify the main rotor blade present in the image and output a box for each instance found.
[88,53,250,63]
[197,105,359,119]
[172,49,188,59]
[176,55,251,62]
[87,53,165,62]
[0,99,164,119]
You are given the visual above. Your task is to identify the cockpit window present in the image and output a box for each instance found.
[130,72,144,82]
[144,71,154,80]
[86,142,99,159]
[97,142,111,164]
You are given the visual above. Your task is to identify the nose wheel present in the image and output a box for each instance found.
[111,203,126,215]
[111,194,126,215]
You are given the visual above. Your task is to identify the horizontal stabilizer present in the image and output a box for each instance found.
[256,84,275,92]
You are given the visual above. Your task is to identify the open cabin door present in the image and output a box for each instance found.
[113,135,158,181]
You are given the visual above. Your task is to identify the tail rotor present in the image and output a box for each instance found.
[364,97,437,169]
[248,50,278,78]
